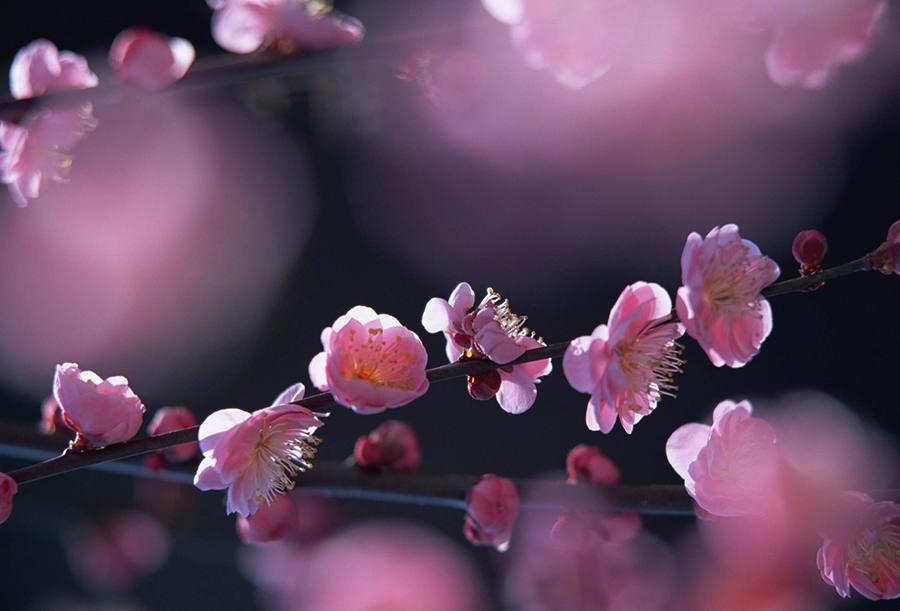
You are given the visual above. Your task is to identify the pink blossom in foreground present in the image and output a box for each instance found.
[67,511,171,593]
[109,27,195,91]
[818,492,900,600]
[52,362,146,449]
[423,283,552,414]
[309,306,430,414]
[765,0,887,89]
[1,108,96,207]
[237,493,298,544]
[354,420,421,472]
[676,225,780,368]
[209,0,365,55]
[564,282,684,434]
[147,407,199,463]
[193,382,324,517]
[464,474,520,552]
[666,399,779,518]
[0,471,16,525]
[9,39,98,100]
[480,0,639,89]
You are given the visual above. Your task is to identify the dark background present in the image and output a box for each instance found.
[1,1,899,609]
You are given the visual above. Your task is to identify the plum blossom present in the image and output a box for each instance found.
[791,229,828,273]
[464,474,520,552]
[109,27,195,91]
[676,225,780,368]
[209,0,365,55]
[66,511,171,593]
[237,493,299,544]
[147,407,200,463]
[563,282,684,434]
[765,0,887,89]
[52,362,146,449]
[423,283,552,414]
[480,0,640,89]
[666,399,779,518]
[818,492,900,600]
[9,39,99,100]
[2,40,98,207]
[566,444,620,485]
[869,220,900,276]
[0,471,17,525]
[193,382,324,517]
[354,420,421,472]
[309,306,430,414]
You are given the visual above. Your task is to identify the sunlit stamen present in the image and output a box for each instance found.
[615,324,684,413]
[704,245,776,316]
[480,288,543,344]
[248,418,320,507]
[849,520,900,593]
[337,327,417,390]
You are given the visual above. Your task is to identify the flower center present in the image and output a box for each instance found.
[480,288,543,343]
[250,419,320,507]
[703,245,775,314]
[615,325,684,413]
[339,328,417,390]
[850,519,900,593]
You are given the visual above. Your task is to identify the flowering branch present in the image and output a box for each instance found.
[0,252,880,487]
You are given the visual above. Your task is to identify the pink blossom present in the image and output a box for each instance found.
[480,0,639,89]
[666,399,779,518]
[423,284,552,413]
[676,225,780,368]
[109,27,195,91]
[52,362,146,449]
[817,492,900,600]
[0,471,17,525]
[354,420,422,472]
[67,511,171,593]
[1,108,97,207]
[464,474,520,552]
[147,407,200,463]
[9,39,98,100]
[566,444,621,485]
[209,0,365,55]
[309,306,430,414]
[194,382,324,517]
[765,1,887,89]
[870,220,900,275]
[563,282,685,434]
[237,493,299,544]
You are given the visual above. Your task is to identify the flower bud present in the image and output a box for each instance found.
[566,445,621,485]
[236,494,298,544]
[147,407,199,463]
[354,421,421,472]
[791,229,827,273]
[467,369,502,401]
[464,474,519,552]
[354,436,384,468]
[0,472,17,525]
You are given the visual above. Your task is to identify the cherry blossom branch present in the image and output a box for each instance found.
[0,252,878,487]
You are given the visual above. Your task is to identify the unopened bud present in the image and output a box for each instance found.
[792,229,828,272]
[354,436,384,468]
[467,369,502,401]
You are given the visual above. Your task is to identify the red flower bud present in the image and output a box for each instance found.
[467,369,502,401]
[791,229,828,271]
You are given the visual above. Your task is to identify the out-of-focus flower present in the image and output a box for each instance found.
[237,493,299,544]
[39,394,72,436]
[1,108,97,207]
[0,471,17,525]
[423,284,551,413]
[9,39,98,100]
[109,27,195,91]
[818,491,900,600]
[480,0,640,89]
[66,511,171,593]
[354,420,421,472]
[676,225,780,368]
[147,406,200,463]
[791,228,827,274]
[869,220,900,275]
[193,382,324,517]
[209,0,365,55]
[564,282,684,434]
[666,399,779,517]
[52,362,146,449]
[464,474,520,552]
[566,444,620,485]
[765,0,887,89]
[309,306,430,414]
